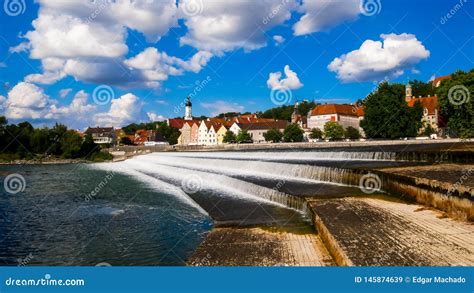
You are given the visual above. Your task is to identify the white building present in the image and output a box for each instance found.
[307,104,363,134]
[197,121,219,145]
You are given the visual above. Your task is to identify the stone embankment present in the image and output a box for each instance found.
[307,197,474,266]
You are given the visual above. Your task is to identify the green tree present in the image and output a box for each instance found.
[60,130,83,158]
[309,128,323,139]
[423,124,436,137]
[157,122,180,145]
[80,134,99,157]
[236,129,252,142]
[360,82,423,138]
[263,128,283,142]
[324,121,345,140]
[283,124,304,142]
[345,126,361,139]
[436,69,474,138]
[222,130,236,143]
[409,80,436,97]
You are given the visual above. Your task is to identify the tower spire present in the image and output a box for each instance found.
[184,96,192,120]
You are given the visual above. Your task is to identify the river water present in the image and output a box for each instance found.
[0,150,414,266]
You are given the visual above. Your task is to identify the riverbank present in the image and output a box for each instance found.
[0,158,90,165]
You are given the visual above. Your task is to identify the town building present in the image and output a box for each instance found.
[405,84,440,133]
[307,104,363,134]
[85,127,116,145]
[242,120,288,143]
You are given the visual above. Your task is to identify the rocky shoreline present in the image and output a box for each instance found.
[0,158,90,165]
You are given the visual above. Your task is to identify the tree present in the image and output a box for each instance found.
[263,128,283,142]
[423,124,436,137]
[324,121,345,140]
[157,122,180,145]
[409,80,436,97]
[81,134,99,157]
[360,82,423,138]
[216,112,241,119]
[236,129,252,142]
[436,69,474,138]
[60,130,83,158]
[345,126,361,139]
[283,124,304,142]
[309,128,323,139]
[222,130,236,143]
[259,101,317,120]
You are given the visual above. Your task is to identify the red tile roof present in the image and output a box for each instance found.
[407,96,438,115]
[242,120,289,130]
[311,104,358,117]
[168,118,186,129]
[431,75,451,87]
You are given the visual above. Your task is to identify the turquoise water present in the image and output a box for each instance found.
[0,164,212,266]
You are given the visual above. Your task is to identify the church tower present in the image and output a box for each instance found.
[405,84,413,102]
[184,96,192,120]
[291,101,300,124]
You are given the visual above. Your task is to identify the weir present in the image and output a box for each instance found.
[97,149,473,222]
[93,148,473,266]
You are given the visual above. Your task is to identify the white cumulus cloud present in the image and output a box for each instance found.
[147,112,167,122]
[267,65,303,90]
[293,0,360,36]
[179,0,298,54]
[273,35,285,45]
[93,93,142,127]
[328,33,430,82]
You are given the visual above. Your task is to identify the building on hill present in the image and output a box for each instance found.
[291,101,308,129]
[405,84,440,134]
[307,104,364,135]
[85,127,116,145]
[431,75,451,87]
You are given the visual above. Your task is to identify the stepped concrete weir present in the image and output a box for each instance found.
[101,141,474,266]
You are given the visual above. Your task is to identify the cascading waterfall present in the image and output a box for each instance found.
[164,150,400,162]
[95,157,312,218]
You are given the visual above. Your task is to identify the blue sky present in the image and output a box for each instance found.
[0,0,473,129]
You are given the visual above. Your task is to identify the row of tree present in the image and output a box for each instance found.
[0,117,111,162]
